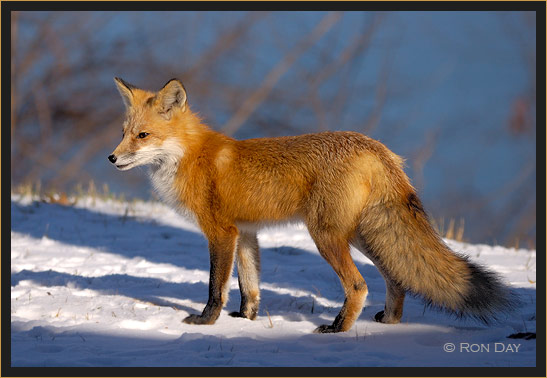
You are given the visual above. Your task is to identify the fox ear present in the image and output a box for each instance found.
[114,77,135,109]
[157,79,187,118]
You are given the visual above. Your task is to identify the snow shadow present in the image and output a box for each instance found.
[11,200,536,325]
[11,269,201,315]
[10,201,538,370]
[10,200,387,311]
[9,321,538,369]
[11,200,212,271]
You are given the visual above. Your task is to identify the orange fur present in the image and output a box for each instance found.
[109,78,515,332]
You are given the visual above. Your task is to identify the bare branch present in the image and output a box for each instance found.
[221,12,343,136]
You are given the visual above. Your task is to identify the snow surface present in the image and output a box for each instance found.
[10,194,536,367]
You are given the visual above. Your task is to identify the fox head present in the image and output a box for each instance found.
[108,78,188,171]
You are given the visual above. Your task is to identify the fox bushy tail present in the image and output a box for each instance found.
[357,192,516,323]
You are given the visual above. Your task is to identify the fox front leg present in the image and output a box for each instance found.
[229,232,261,320]
[183,227,237,325]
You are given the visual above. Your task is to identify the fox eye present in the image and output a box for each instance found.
[137,132,150,139]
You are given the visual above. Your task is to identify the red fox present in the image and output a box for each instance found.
[109,78,515,333]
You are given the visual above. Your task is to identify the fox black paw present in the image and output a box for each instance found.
[183,314,212,325]
[229,309,258,320]
[313,324,339,333]
[374,310,401,324]
[374,310,385,322]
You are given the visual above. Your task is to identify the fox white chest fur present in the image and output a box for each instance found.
[148,159,178,206]
[146,138,194,219]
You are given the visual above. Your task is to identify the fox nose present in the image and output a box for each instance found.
[108,154,117,163]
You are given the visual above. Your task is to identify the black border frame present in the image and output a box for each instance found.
[2,1,545,377]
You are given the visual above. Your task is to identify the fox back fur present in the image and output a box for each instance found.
[109,78,515,333]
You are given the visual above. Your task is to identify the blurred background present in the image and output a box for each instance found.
[10,11,536,248]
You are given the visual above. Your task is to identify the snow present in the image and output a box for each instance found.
[10,194,536,367]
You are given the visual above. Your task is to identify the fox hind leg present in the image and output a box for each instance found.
[352,234,406,324]
[374,280,405,324]
[309,232,368,333]
[229,232,261,320]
